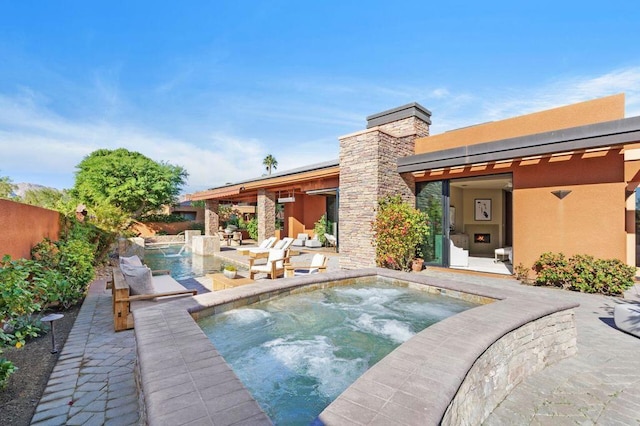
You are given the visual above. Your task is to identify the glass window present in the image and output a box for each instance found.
[416,181,445,266]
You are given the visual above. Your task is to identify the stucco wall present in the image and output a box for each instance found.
[0,199,61,260]
[513,150,627,270]
[283,194,326,238]
[415,147,630,268]
[415,94,625,154]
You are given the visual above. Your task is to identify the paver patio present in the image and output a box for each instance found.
[31,261,640,425]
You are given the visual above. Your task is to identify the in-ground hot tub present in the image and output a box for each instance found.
[132,268,578,425]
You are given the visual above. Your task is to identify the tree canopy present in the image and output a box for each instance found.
[0,173,15,198]
[20,187,70,210]
[263,154,278,175]
[73,148,187,219]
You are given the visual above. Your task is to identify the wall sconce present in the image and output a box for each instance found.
[551,189,572,200]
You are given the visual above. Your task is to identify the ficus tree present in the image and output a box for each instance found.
[72,148,187,220]
[371,195,430,271]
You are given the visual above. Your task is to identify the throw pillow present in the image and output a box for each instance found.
[121,264,155,295]
[120,255,143,267]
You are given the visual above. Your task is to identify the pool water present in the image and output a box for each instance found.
[198,281,478,425]
[144,245,226,280]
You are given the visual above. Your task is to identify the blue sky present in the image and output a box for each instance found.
[1,1,639,194]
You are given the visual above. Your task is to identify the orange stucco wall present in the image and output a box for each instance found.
[0,199,61,260]
[284,194,326,238]
[415,148,632,268]
[512,150,627,269]
[415,94,625,154]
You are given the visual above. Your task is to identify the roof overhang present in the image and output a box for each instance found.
[188,160,339,202]
[398,116,640,173]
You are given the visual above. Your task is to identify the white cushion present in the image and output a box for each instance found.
[310,254,326,268]
[120,264,155,295]
[305,238,322,248]
[258,237,275,249]
[152,275,188,293]
[267,248,286,269]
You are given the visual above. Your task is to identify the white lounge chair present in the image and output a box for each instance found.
[248,237,293,259]
[249,248,290,280]
[325,234,337,251]
[292,233,308,247]
[285,253,328,277]
[238,236,277,256]
[305,234,322,248]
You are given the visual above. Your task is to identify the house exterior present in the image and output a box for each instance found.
[189,93,640,273]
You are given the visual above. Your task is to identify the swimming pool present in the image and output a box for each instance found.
[144,245,228,280]
[198,280,479,424]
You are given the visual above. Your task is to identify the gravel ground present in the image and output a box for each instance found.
[0,303,81,426]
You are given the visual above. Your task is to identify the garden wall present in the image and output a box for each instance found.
[0,199,61,259]
[131,221,201,237]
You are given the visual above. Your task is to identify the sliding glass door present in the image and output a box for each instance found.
[416,180,449,266]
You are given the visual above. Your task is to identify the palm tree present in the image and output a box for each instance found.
[263,155,278,175]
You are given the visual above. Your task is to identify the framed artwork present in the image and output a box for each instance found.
[474,199,491,221]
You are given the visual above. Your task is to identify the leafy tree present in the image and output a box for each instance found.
[73,148,187,219]
[0,174,15,199]
[20,187,68,210]
[263,154,278,175]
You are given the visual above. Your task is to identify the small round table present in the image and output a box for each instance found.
[41,313,64,354]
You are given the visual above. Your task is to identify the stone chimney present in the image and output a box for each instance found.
[338,103,431,269]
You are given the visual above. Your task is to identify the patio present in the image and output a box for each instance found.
[30,263,640,425]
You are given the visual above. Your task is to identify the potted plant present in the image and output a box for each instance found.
[412,258,424,272]
[223,264,237,279]
[412,245,425,272]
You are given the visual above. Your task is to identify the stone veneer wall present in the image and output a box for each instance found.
[443,309,578,425]
[257,189,275,243]
[204,200,219,236]
[339,114,430,269]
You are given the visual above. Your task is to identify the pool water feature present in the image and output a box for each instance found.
[198,281,479,424]
[144,245,228,280]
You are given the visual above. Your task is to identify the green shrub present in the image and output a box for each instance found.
[313,214,328,245]
[0,256,44,348]
[532,252,635,295]
[188,222,205,232]
[139,213,187,223]
[246,217,258,240]
[31,232,96,308]
[0,352,17,390]
[371,195,430,271]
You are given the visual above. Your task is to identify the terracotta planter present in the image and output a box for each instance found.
[411,258,424,272]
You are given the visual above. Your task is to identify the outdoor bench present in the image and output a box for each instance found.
[112,266,197,332]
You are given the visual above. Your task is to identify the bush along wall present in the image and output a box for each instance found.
[531,252,636,296]
[0,217,112,388]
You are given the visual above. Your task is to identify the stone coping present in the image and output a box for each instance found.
[133,268,578,425]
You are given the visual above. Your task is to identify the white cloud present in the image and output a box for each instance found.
[3,65,640,194]
[0,92,269,193]
[425,66,640,134]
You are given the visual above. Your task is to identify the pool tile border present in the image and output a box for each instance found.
[132,268,578,425]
